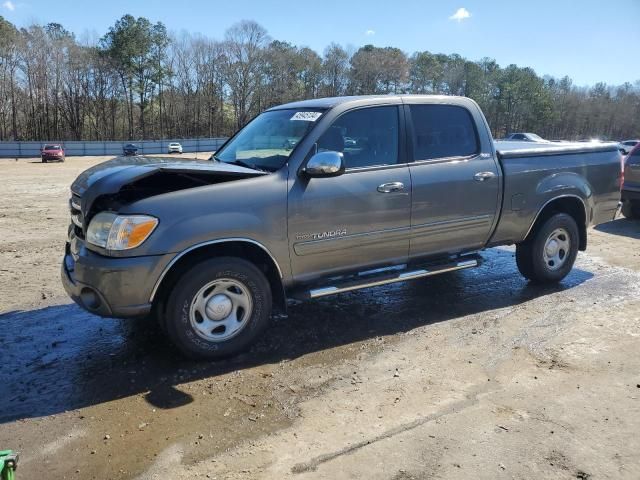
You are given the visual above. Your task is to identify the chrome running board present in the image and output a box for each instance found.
[307,257,479,299]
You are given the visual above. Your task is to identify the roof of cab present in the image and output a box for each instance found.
[267,94,466,111]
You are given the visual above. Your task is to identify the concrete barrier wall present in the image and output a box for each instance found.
[0,138,228,158]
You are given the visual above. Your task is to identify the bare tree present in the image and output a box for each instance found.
[0,15,637,142]
[221,20,269,129]
[321,43,349,97]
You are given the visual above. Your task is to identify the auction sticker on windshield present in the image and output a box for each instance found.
[290,111,322,122]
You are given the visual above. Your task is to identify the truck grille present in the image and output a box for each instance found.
[70,194,85,238]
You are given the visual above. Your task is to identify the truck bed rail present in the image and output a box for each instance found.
[496,143,619,160]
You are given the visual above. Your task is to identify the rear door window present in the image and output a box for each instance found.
[408,105,479,161]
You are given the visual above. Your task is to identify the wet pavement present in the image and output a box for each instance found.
[2,241,640,478]
[2,157,639,479]
[0,248,591,425]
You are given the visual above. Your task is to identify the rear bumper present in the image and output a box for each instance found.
[61,233,174,318]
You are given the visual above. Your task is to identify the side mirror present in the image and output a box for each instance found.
[303,151,345,178]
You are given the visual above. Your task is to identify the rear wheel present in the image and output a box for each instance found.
[621,200,640,220]
[165,257,272,359]
[516,213,579,284]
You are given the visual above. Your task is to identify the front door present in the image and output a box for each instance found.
[287,105,411,283]
[406,103,501,259]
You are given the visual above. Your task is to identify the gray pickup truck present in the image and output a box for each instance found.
[62,95,622,359]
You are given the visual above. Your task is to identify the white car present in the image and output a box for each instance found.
[619,140,639,155]
[168,142,183,154]
[503,132,551,143]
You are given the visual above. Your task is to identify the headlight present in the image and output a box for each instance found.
[86,212,158,250]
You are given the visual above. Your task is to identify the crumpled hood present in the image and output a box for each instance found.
[71,156,266,197]
[70,156,269,225]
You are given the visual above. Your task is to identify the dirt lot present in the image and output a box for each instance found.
[0,156,639,479]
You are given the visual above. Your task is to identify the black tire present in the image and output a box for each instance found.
[516,213,579,284]
[42,158,47,163]
[621,200,640,220]
[165,257,272,359]
[153,299,169,337]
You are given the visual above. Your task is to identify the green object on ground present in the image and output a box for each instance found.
[0,450,18,480]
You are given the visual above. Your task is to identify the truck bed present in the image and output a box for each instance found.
[488,142,621,246]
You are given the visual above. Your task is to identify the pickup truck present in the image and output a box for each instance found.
[61,95,622,359]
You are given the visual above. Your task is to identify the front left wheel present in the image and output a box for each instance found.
[164,257,272,359]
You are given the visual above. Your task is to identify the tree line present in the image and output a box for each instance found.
[0,15,638,142]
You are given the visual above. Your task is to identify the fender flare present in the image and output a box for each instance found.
[522,194,589,240]
[149,238,283,302]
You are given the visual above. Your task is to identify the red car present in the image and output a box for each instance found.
[41,144,65,163]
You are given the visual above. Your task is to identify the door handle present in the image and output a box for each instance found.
[473,171,496,182]
[377,182,405,193]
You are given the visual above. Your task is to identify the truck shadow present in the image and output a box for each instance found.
[594,218,640,239]
[0,248,594,423]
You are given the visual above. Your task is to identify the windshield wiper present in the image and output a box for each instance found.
[213,155,270,172]
[229,159,268,172]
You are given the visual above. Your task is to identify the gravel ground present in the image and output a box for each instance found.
[0,156,639,479]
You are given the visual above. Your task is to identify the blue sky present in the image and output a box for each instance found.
[2,0,639,86]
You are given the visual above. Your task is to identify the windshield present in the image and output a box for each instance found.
[45,145,61,150]
[216,108,325,171]
[527,133,544,141]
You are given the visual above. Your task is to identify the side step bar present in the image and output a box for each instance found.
[307,257,480,299]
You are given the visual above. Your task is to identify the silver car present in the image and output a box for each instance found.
[619,140,639,155]
[503,132,550,143]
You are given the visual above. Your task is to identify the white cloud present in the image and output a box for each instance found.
[449,7,471,22]
[2,0,16,10]
[365,29,375,36]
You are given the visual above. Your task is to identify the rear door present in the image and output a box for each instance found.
[287,105,411,283]
[406,103,501,259]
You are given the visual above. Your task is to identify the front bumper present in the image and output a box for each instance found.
[61,231,174,318]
